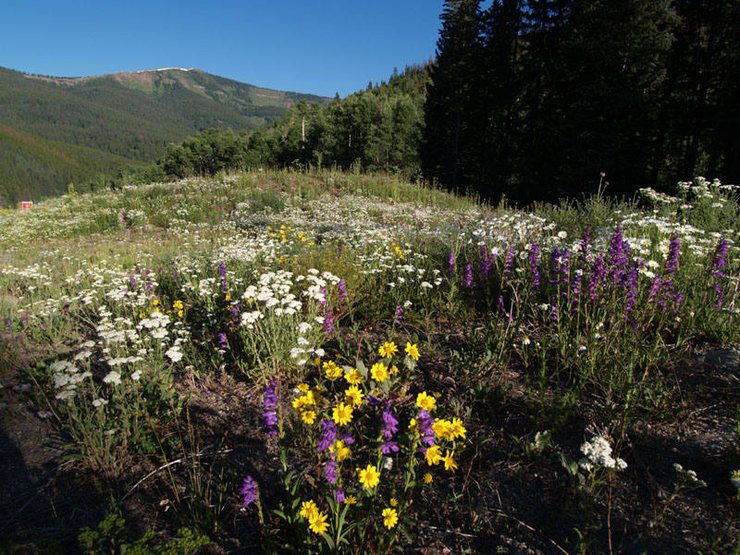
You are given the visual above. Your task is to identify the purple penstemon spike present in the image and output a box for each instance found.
[317,419,337,452]
[240,476,259,507]
[262,380,279,436]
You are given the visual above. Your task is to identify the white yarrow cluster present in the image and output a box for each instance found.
[578,435,627,472]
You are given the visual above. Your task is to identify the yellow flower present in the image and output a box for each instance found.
[425,445,443,466]
[297,383,310,393]
[329,440,351,461]
[408,418,417,431]
[309,511,329,534]
[300,500,319,520]
[323,360,343,379]
[432,419,454,441]
[301,410,317,424]
[450,418,467,440]
[416,391,436,412]
[405,342,420,361]
[292,396,309,412]
[332,402,353,426]
[389,498,398,507]
[423,472,433,484]
[382,507,398,529]
[344,368,364,385]
[379,341,398,358]
[345,385,364,407]
[344,495,357,505]
[371,362,389,383]
[443,450,458,472]
[357,465,380,489]
[173,300,183,309]
[389,365,399,375]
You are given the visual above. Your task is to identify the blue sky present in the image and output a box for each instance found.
[1,0,446,97]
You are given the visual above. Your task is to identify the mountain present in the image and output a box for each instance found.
[0,67,330,204]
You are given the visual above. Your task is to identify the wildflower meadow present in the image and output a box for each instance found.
[0,170,738,553]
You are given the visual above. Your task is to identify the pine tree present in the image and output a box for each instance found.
[422,0,483,192]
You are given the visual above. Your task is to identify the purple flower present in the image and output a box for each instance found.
[529,243,540,289]
[338,280,347,303]
[4,317,12,329]
[417,409,436,448]
[335,487,346,503]
[464,264,473,288]
[340,432,355,446]
[588,256,605,301]
[146,281,153,294]
[623,264,639,319]
[317,420,337,452]
[129,275,136,291]
[381,441,399,454]
[218,332,228,350]
[323,461,338,484]
[664,234,681,275]
[323,306,335,334]
[394,304,403,325]
[240,475,259,507]
[503,247,515,277]
[218,263,228,295]
[382,406,399,439]
[580,227,592,255]
[262,381,279,436]
[448,251,456,279]
[607,225,631,283]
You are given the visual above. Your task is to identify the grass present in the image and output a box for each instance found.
[0,170,738,553]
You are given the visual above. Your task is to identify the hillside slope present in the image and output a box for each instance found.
[0,67,329,203]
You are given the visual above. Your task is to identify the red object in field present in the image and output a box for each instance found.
[21,201,33,210]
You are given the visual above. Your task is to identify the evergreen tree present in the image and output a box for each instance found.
[422,0,483,192]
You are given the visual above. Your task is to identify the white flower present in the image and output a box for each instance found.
[92,398,108,408]
[103,371,122,386]
[131,370,142,381]
[165,347,183,363]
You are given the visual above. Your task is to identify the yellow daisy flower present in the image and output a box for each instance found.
[301,410,317,424]
[357,465,380,489]
[378,341,398,358]
[424,472,433,484]
[345,385,364,407]
[332,402,353,426]
[416,391,437,412]
[371,362,389,383]
[323,360,343,379]
[309,511,329,534]
[405,342,420,361]
[425,445,443,466]
[443,450,458,473]
[300,500,319,520]
[382,507,398,529]
[344,368,364,385]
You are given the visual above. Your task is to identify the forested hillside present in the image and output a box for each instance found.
[141,65,430,183]
[0,67,329,204]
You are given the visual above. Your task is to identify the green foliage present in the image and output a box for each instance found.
[78,509,209,554]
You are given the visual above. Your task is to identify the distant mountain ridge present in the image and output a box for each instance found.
[0,66,330,204]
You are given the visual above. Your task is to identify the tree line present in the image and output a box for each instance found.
[423,0,740,202]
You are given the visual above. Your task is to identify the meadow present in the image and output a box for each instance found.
[0,170,738,553]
